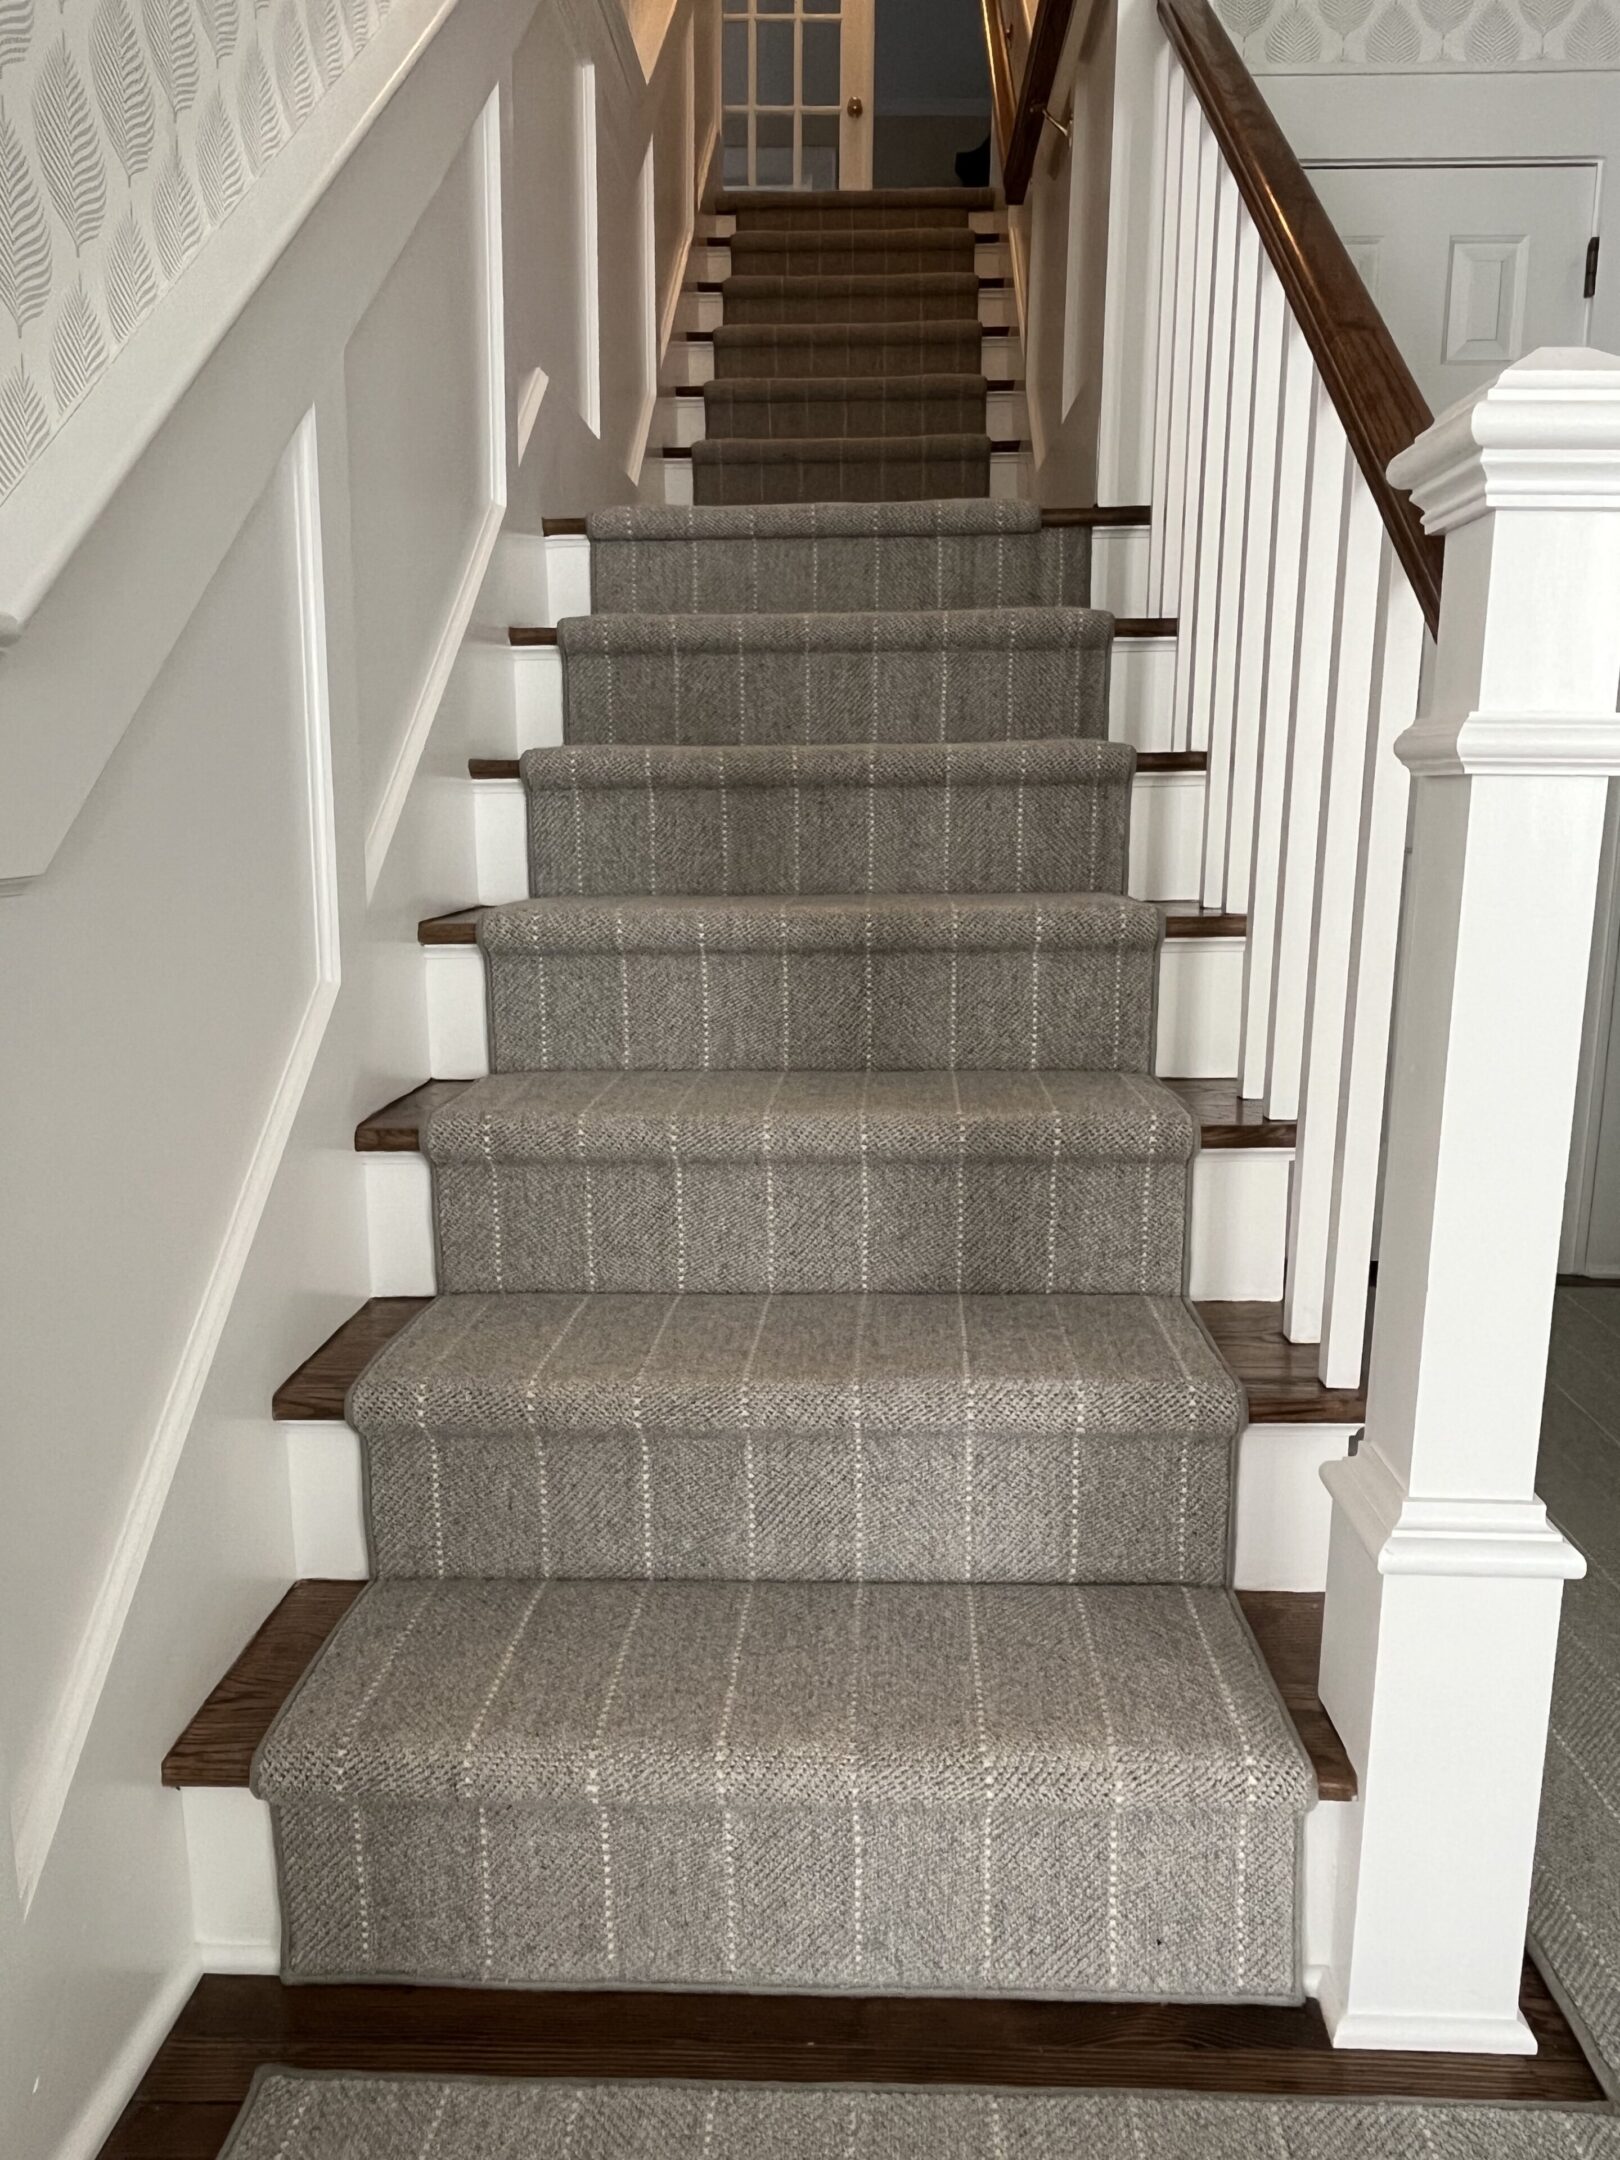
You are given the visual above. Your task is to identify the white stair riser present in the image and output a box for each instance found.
[471,770,1207,909]
[663,333,1020,390]
[427,931,1246,1089]
[512,636,1179,754]
[283,1412,1348,1590]
[361,1127,1286,1304]
[1090,524,1150,615]
[180,1775,1352,1980]
[655,386,1031,452]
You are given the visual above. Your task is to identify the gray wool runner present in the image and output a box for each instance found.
[223,2071,1620,2159]
[254,485,1316,1997]
[1533,1286,1620,2089]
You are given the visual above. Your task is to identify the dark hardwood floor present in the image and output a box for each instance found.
[97,1958,1602,2159]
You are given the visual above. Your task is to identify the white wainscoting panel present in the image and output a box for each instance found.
[348,105,505,891]
[4,413,338,1909]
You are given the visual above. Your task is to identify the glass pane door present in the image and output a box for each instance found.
[722,0,872,191]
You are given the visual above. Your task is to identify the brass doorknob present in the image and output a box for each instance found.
[847,94,864,117]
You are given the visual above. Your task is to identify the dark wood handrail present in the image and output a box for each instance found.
[1158,0,1442,634]
[983,0,1078,205]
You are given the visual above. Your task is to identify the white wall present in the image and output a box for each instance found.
[0,2,719,2155]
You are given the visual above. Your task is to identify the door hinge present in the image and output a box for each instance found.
[1586,235,1601,301]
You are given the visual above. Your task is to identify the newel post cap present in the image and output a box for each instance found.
[1388,347,1620,536]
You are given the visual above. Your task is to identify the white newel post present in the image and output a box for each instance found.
[1316,350,1620,2053]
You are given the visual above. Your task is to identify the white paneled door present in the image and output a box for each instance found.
[722,0,876,190]
[1304,161,1597,414]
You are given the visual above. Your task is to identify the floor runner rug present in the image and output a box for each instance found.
[222,2070,1620,2158]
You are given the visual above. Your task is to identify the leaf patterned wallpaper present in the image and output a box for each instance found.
[1215,0,1620,68]
[0,0,395,505]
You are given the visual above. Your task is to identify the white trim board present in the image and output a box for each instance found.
[9,416,342,1912]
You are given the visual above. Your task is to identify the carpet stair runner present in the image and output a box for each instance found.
[692,188,1000,504]
[221,2070,1620,2160]
[583,500,1089,613]
[553,604,1108,742]
[253,248,1313,2008]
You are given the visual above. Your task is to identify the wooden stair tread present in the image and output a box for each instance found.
[274,1291,1353,1432]
[421,901,1238,944]
[469,750,1209,779]
[538,504,1152,531]
[161,1579,1353,1802]
[509,617,1173,641]
[352,1077,1292,1158]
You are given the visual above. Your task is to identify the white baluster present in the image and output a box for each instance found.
[1239,320,1317,1100]
[1318,349,1620,2053]
[1284,468,1385,1342]
[1147,62,1188,613]
[1170,128,1227,752]
[1223,257,1289,916]
[1319,551,1424,1388]
[1179,163,1241,756]
[1201,211,1262,907]
[1265,380,1351,1121]
[1155,85,1205,622]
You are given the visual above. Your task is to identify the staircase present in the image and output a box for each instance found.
[233,191,1321,2006]
[659,188,1028,505]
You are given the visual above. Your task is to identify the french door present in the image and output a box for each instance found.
[721,0,876,192]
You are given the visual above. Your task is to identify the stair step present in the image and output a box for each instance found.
[690,433,994,506]
[582,502,1090,616]
[250,1575,1312,1995]
[344,1288,1244,1585]
[520,740,1133,901]
[423,898,1237,942]
[476,894,1157,1074]
[357,1074,1292,1158]
[424,1069,1193,1297]
[721,273,984,326]
[709,322,988,380]
[702,374,990,441]
[549,606,1111,745]
[420,905,1247,1087]
[716,186,995,228]
[725,229,979,277]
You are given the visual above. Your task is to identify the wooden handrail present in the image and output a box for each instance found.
[983,0,1077,205]
[1157,0,1442,634]
[980,0,1019,178]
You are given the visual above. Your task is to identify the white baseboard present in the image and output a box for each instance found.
[53,1951,206,2160]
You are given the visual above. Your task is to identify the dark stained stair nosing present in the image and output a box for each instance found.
[162,1578,1354,1803]
[469,751,1208,780]
[420,900,1239,944]
[274,1289,1348,1431]
[355,1076,1293,1158]
[507,620,1174,645]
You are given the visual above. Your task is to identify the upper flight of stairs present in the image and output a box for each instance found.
[658,187,1028,504]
